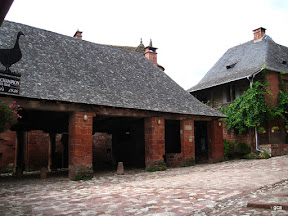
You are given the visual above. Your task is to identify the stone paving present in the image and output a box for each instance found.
[0,155,288,215]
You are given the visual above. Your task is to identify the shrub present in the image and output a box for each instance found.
[237,142,251,155]
[73,174,93,181]
[224,140,236,158]
[148,166,167,172]
[0,101,22,133]
[224,140,251,159]
[242,152,258,159]
[147,167,158,172]
[258,151,270,159]
[242,150,270,159]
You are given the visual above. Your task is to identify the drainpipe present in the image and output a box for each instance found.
[246,74,264,153]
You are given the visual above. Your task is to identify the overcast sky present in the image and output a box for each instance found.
[5,0,288,90]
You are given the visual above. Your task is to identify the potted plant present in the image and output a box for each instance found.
[258,127,266,134]
[271,126,279,133]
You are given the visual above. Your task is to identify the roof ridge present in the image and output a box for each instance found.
[188,34,285,92]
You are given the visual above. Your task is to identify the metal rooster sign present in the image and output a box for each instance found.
[0,31,24,73]
[0,31,24,95]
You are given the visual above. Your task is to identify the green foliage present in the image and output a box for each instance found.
[224,140,236,158]
[148,166,168,172]
[271,126,279,131]
[181,162,195,167]
[147,167,158,172]
[258,151,270,159]
[242,150,270,159]
[160,166,168,171]
[73,174,93,181]
[204,100,218,107]
[220,81,272,135]
[258,126,265,134]
[237,142,251,154]
[242,152,258,159]
[224,140,251,159]
[274,90,288,124]
[0,101,22,133]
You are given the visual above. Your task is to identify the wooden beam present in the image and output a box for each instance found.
[0,0,14,26]
[0,96,217,121]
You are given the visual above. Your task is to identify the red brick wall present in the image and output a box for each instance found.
[0,130,16,170]
[68,112,95,180]
[165,153,183,167]
[144,117,165,168]
[208,120,224,162]
[266,72,280,107]
[223,128,250,144]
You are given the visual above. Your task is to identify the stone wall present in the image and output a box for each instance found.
[259,144,288,156]
[0,130,16,170]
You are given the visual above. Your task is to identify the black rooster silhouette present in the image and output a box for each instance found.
[0,31,25,72]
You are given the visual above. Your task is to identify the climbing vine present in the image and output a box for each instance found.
[220,81,272,136]
[274,73,288,124]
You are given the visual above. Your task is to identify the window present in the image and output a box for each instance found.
[225,85,235,102]
[284,80,288,92]
[226,63,237,70]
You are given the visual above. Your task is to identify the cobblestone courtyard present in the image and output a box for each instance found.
[1,155,288,215]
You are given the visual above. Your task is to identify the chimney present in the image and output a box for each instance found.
[144,39,158,65]
[253,27,266,41]
[73,30,82,39]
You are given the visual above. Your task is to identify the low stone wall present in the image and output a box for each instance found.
[259,144,288,156]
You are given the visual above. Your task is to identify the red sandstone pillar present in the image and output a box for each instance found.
[208,120,224,162]
[68,112,95,180]
[144,117,166,169]
[180,120,195,165]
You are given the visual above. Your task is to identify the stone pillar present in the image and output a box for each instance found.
[180,120,195,165]
[144,117,166,169]
[68,112,95,180]
[208,120,224,162]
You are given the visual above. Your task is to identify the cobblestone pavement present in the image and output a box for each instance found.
[0,155,288,215]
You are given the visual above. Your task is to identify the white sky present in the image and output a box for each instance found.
[5,0,288,90]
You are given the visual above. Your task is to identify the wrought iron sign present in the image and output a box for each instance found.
[0,31,24,95]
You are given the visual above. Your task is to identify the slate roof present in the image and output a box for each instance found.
[188,35,288,92]
[0,21,224,117]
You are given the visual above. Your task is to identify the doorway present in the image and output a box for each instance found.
[195,121,208,163]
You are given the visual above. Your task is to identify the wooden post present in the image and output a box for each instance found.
[48,136,51,172]
[13,134,18,174]
[49,133,56,171]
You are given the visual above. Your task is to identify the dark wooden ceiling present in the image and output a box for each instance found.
[0,0,14,26]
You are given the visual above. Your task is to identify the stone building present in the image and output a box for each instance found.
[0,21,224,179]
[188,27,288,155]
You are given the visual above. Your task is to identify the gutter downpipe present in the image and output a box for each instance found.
[246,69,264,153]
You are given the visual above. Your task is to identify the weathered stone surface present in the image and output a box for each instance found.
[0,155,287,215]
[117,162,124,175]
